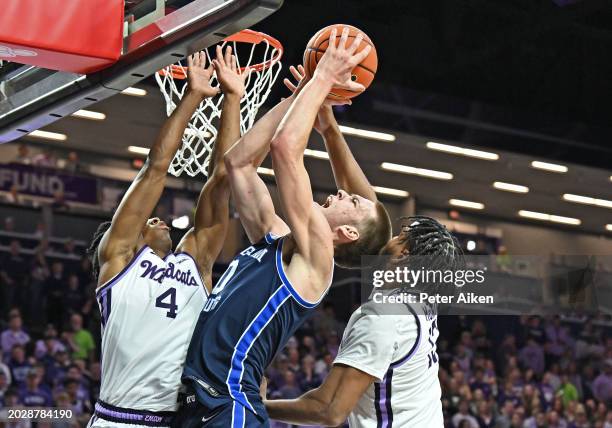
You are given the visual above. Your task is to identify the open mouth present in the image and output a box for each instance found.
[322,195,332,208]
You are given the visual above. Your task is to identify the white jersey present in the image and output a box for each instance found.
[93,245,207,420]
[334,295,443,428]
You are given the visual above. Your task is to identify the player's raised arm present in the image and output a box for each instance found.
[223,93,296,243]
[96,53,219,285]
[176,46,246,288]
[284,65,379,203]
[269,28,370,275]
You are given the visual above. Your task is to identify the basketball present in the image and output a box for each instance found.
[303,24,378,99]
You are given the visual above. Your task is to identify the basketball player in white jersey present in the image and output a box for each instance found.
[263,66,463,428]
[86,47,248,427]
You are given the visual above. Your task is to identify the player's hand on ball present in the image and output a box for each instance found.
[314,27,371,92]
[213,45,249,99]
[186,52,220,98]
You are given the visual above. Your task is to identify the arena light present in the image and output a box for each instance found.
[426,142,499,161]
[449,199,485,210]
[563,193,612,209]
[493,181,529,194]
[71,109,106,121]
[27,130,67,141]
[128,146,150,155]
[606,224,612,232]
[338,125,396,142]
[531,161,568,173]
[518,210,581,225]
[171,215,190,230]
[381,162,453,180]
[257,167,275,176]
[466,240,476,251]
[304,149,329,160]
[121,87,148,97]
[372,186,409,198]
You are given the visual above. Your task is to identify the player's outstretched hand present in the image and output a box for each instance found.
[213,45,249,99]
[284,65,351,106]
[283,64,309,96]
[186,52,220,98]
[314,27,371,92]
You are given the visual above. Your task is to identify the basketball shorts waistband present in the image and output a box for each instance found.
[94,400,176,426]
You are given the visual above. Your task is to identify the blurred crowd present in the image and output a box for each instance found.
[0,215,99,427]
[1,210,611,428]
[11,144,82,174]
[436,316,612,428]
[264,311,612,428]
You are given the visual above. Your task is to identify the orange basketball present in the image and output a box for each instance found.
[303,24,377,100]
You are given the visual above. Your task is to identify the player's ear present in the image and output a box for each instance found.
[335,225,359,244]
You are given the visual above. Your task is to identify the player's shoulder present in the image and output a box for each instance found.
[350,298,420,336]
[359,294,413,316]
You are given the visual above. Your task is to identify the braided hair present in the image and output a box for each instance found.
[391,216,464,311]
[402,215,463,272]
[86,221,112,281]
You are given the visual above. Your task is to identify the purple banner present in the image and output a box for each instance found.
[0,163,98,204]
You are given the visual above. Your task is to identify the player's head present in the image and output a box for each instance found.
[380,216,463,271]
[87,217,172,281]
[141,217,172,251]
[319,190,391,269]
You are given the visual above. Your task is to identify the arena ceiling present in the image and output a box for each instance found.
[22,83,612,237]
[253,0,612,170]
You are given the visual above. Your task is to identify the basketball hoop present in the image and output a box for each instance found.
[155,30,283,177]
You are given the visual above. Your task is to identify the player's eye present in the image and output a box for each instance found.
[352,197,358,206]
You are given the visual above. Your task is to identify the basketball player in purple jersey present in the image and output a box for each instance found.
[86,47,249,428]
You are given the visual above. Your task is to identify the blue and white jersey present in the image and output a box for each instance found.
[183,233,331,418]
[94,245,207,418]
[334,296,443,428]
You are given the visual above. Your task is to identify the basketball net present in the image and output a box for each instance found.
[155,30,283,177]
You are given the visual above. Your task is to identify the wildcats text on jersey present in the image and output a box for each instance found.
[140,258,199,286]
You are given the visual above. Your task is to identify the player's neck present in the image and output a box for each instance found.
[149,243,171,259]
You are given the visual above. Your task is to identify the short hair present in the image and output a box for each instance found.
[86,221,112,281]
[334,201,392,269]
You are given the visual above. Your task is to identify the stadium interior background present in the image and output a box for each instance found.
[1,1,612,427]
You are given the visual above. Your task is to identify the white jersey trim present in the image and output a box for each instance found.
[96,245,150,297]
[275,237,334,308]
[172,250,209,298]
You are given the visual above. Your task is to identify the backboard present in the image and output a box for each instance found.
[0,0,283,143]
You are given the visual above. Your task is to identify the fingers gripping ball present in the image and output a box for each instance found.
[303,24,377,100]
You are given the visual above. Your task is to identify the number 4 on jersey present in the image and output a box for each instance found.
[156,288,178,318]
